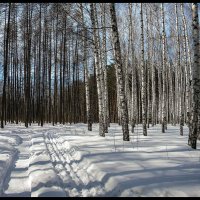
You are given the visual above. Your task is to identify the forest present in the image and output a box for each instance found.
[0,3,199,197]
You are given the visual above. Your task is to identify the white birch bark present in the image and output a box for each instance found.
[100,3,110,131]
[94,4,106,134]
[161,3,167,133]
[181,3,192,125]
[151,40,156,126]
[129,3,136,133]
[124,13,131,123]
[140,3,147,136]
[109,3,129,141]
[175,3,184,135]
[90,3,105,137]
[145,5,151,128]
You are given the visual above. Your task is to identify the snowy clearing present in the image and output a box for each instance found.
[0,123,199,197]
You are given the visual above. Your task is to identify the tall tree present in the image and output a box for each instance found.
[129,3,137,133]
[1,3,11,128]
[80,3,92,131]
[161,3,167,133]
[181,3,192,126]
[109,3,129,141]
[188,3,200,149]
[100,3,109,132]
[140,3,147,136]
[90,3,105,137]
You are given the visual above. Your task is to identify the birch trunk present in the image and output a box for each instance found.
[145,5,150,128]
[175,3,184,135]
[161,3,167,133]
[188,3,200,149]
[151,44,156,126]
[90,3,105,137]
[129,3,137,133]
[140,3,147,136]
[181,3,192,126]
[81,4,92,131]
[109,3,129,141]
[125,8,131,124]
[100,3,109,132]
[94,4,106,130]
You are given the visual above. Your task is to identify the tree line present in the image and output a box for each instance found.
[0,3,199,149]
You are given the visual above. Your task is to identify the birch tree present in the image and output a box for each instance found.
[109,3,129,141]
[181,3,192,126]
[90,3,105,137]
[80,3,92,131]
[100,3,109,131]
[140,3,147,136]
[188,3,200,149]
[161,3,167,133]
[129,3,137,133]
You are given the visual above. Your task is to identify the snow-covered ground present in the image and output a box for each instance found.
[0,123,199,197]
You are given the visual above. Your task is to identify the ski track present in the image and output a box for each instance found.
[45,131,106,197]
[2,128,106,197]
[2,130,31,197]
[1,124,199,197]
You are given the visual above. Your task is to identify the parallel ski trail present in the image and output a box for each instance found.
[3,131,31,197]
[45,131,106,197]
[1,128,106,197]
[45,132,80,196]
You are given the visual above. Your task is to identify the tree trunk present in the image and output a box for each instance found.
[140,3,147,136]
[90,3,105,137]
[188,3,200,149]
[109,3,129,141]
[100,3,109,132]
[161,3,167,133]
[181,3,191,126]
[1,3,11,128]
[80,4,92,130]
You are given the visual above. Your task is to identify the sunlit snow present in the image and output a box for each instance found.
[0,123,199,197]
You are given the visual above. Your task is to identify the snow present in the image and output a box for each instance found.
[0,123,199,197]
[0,131,20,195]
